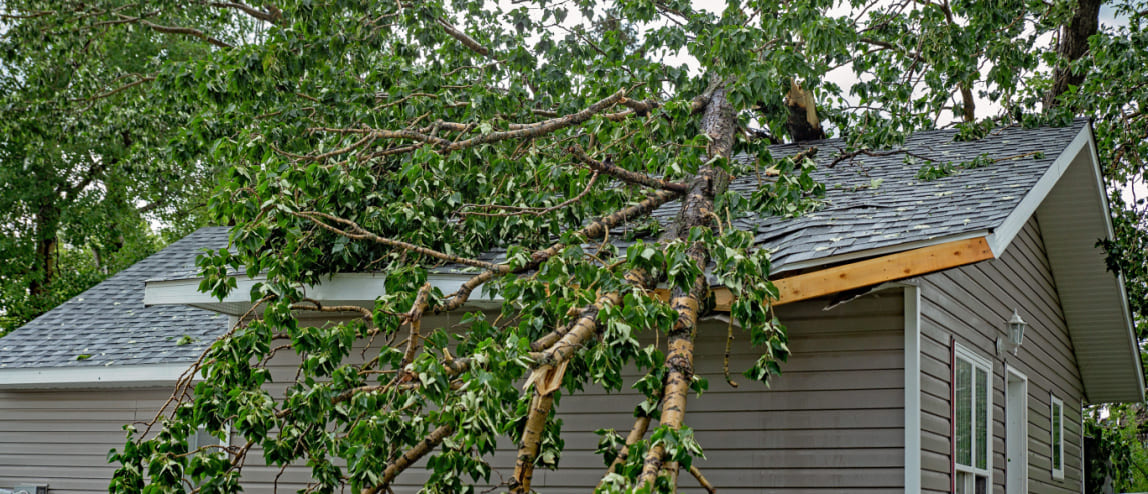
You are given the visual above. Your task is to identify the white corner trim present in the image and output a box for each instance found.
[985,125,1091,257]
[904,285,922,492]
[1004,364,1029,494]
[0,363,196,389]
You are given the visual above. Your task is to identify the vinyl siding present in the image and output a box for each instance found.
[0,292,904,493]
[0,388,171,494]
[918,216,1085,494]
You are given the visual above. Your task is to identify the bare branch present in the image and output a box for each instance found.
[315,90,631,153]
[688,465,717,494]
[72,75,156,104]
[289,299,373,319]
[569,146,688,193]
[436,18,490,57]
[444,89,627,150]
[309,127,453,148]
[510,393,555,493]
[437,188,678,313]
[1,10,54,20]
[360,424,456,494]
[399,282,433,368]
[858,37,924,62]
[457,171,600,218]
[114,14,232,48]
[207,1,280,23]
[293,211,506,271]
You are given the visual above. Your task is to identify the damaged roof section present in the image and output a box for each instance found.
[682,119,1086,273]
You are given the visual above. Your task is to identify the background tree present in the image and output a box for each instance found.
[2,0,1146,492]
[0,2,238,333]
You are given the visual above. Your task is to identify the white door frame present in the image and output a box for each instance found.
[1006,365,1029,494]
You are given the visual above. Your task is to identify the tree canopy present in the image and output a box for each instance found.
[0,1,224,333]
[3,0,1146,492]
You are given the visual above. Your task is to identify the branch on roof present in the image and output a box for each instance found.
[456,171,601,218]
[436,191,677,313]
[292,211,506,271]
[569,146,688,193]
[310,89,632,152]
[828,148,930,167]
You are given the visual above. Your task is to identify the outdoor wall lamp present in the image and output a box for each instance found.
[996,309,1027,358]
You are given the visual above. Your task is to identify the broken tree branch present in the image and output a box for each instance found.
[360,423,455,494]
[114,13,232,48]
[457,171,600,218]
[293,211,506,271]
[437,188,679,313]
[436,18,490,57]
[569,146,689,193]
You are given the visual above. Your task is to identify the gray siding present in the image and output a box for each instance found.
[0,388,171,494]
[508,291,906,493]
[918,216,1085,494]
[0,293,904,493]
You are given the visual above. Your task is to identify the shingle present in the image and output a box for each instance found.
[0,227,231,369]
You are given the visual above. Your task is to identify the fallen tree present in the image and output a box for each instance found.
[2,0,1142,492]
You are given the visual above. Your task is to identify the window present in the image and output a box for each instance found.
[1051,396,1064,480]
[185,424,230,489]
[955,345,992,494]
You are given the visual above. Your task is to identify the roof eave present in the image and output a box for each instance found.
[144,272,503,316]
[0,363,194,390]
[1031,124,1144,403]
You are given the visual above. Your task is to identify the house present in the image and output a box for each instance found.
[0,119,1141,493]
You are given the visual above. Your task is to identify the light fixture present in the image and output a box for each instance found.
[996,309,1027,357]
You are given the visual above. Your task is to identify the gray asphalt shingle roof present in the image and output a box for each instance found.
[728,119,1085,270]
[0,227,230,369]
[0,120,1089,370]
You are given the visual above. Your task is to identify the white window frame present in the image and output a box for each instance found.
[1051,395,1065,480]
[954,344,993,492]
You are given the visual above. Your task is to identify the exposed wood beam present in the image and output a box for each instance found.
[709,237,993,310]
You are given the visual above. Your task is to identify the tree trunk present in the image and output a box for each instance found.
[29,202,60,298]
[1045,0,1101,108]
[638,85,736,489]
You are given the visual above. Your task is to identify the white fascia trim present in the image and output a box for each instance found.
[985,125,1090,257]
[773,230,991,276]
[0,363,194,389]
[145,272,501,308]
[903,284,922,492]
